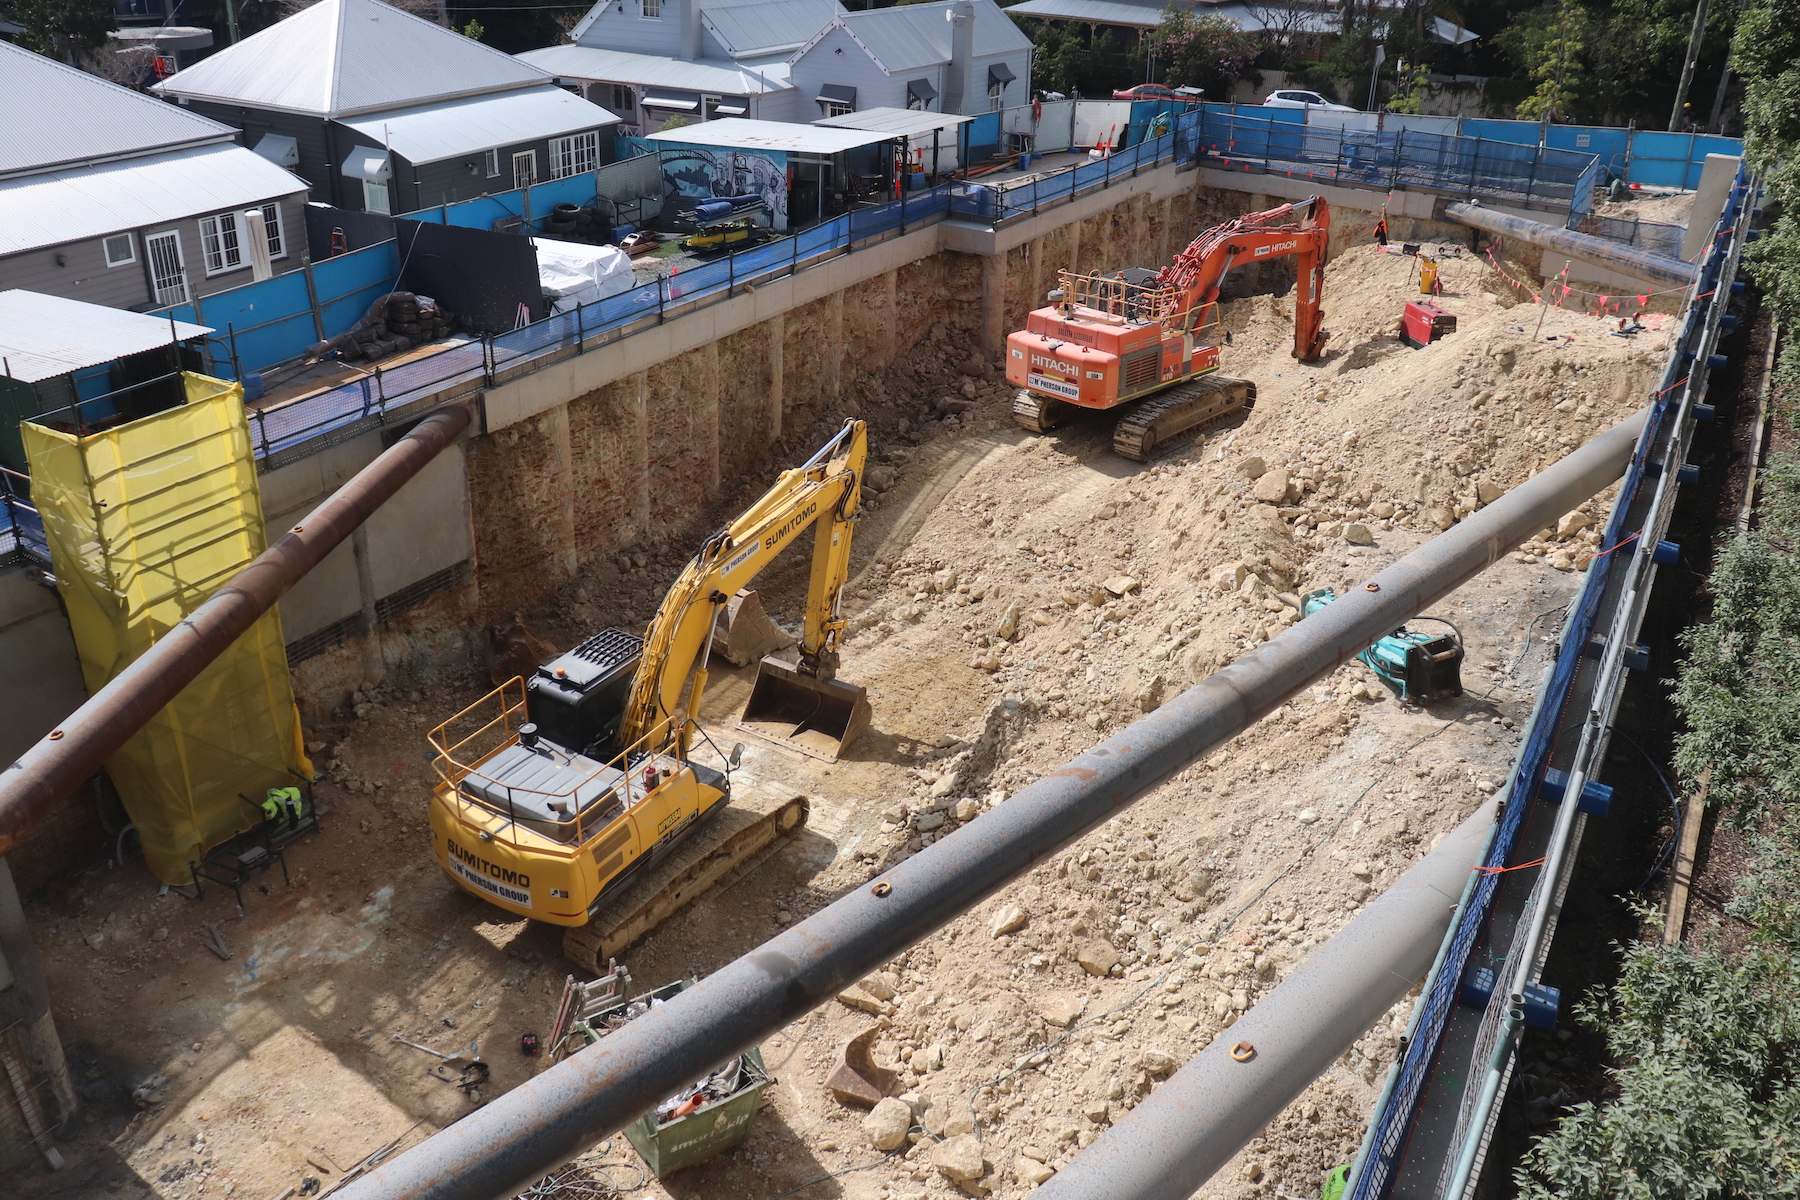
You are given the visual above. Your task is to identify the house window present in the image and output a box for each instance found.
[549,131,599,178]
[198,211,243,275]
[816,83,856,117]
[987,63,1015,113]
[485,148,501,177]
[702,94,721,120]
[259,202,287,261]
[103,233,135,268]
[199,204,286,272]
[640,0,660,17]
[513,150,538,190]
[363,179,391,215]
[611,83,634,112]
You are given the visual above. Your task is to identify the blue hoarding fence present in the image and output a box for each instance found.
[1343,161,1750,1200]
[1185,110,1601,215]
[242,178,966,470]
[402,153,664,237]
[153,239,401,382]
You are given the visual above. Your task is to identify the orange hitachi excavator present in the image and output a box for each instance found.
[1005,196,1330,460]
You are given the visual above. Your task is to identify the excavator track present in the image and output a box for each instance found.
[1112,375,1257,462]
[561,783,809,973]
[1012,388,1077,433]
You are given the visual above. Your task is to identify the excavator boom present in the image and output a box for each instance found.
[624,420,868,759]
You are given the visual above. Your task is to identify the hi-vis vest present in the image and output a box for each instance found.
[264,786,302,819]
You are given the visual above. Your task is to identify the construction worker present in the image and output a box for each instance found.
[263,786,304,833]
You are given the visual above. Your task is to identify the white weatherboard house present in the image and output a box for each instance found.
[519,0,1030,133]
[519,0,846,133]
[0,40,309,311]
[788,0,1032,120]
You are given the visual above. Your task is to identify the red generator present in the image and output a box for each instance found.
[1400,300,1456,348]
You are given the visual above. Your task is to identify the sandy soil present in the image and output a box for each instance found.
[17,242,1668,1200]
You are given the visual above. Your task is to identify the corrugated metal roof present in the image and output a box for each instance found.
[831,0,1032,73]
[703,0,844,56]
[1212,1,1340,32]
[517,44,793,94]
[0,291,210,384]
[0,142,308,258]
[814,106,975,137]
[340,85,620,164]
[643,117,889,153]
[0,40,236,178]
[156,0,552,117]
[1001,0,1165,26]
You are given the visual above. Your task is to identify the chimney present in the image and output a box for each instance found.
[942,0,975,114]
[682,0,702,60]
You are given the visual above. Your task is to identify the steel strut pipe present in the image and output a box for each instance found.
[338,409,1645,1200]
[1442,202,1699,290]
[0,404,474,857]
[1032,797,1497,1200]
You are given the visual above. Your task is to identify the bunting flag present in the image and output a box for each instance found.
[1480,247,1686,316]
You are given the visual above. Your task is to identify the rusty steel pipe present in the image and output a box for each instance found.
[1443,202,1699,289]
[338,409,1645,1200]
[0,404,473,856]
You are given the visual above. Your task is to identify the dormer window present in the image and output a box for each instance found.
[640,0,661,17]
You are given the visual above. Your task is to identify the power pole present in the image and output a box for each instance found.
[223,0,240,44]
[1668,0,1710,130]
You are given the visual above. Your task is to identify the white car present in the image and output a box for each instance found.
[1262,89,1357,112]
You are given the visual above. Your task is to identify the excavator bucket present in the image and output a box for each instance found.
[710,589,796,668]
[739,656,871,762]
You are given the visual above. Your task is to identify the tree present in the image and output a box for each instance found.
[460,17,484,38]
[1144,5,1258,98]
[1385,57,1430,112]
[1506,0,1589,120]
[0,0,117,60]
[1735,0,1800,330]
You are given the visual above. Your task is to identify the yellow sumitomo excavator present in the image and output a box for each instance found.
[428,421,872,969]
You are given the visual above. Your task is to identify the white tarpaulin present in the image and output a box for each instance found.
[1071,101,1133,149]
[536,240,637,314]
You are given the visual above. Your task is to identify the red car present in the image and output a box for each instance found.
[1111,84,1203,102]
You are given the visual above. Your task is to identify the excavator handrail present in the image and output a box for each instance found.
[430,688,683,853]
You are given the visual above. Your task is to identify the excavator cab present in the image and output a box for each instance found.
[740,656,871,762]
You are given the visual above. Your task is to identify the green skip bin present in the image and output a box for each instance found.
[552,972,772,1178]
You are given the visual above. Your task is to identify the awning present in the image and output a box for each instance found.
[340,145,390,182]
[816,83,857,106]
[907,78,938,106]
[252,132,299,168]
[988,63,1016,88]
[642,94,699,111]
[715,102,748,115]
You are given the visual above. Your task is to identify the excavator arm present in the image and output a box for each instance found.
[1161,195,1330,361]
[621,420,868,756]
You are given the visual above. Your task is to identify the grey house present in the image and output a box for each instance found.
[518,0,845,133]
[0,41,310,311]
[788,0,1033,120]
[156,0,623,214]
